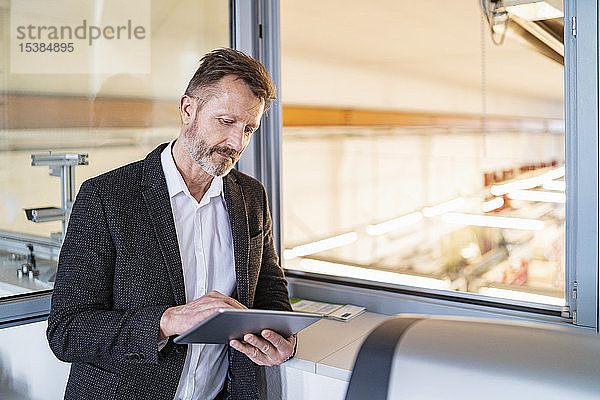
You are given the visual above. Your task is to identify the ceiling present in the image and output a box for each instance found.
[3,0,563,115]
[280,0,564,104]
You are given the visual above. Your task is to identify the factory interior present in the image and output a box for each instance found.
[0,0,598,399]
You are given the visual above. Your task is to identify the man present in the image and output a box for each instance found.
[47,48,295,400]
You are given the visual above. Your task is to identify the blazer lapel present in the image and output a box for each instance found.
[224,173,250,306]
[141,144,186,306]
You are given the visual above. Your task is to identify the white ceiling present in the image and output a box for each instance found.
[3,0,563,116]
[281,0,564,103]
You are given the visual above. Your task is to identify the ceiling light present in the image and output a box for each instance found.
[284,232,357,259]
[544,166,565,180]
[507,189,565,203]
[490,166,564,196]
[543,180,565,191]
[366,212,423,236]
[460,242,480,259]
[442,212,545,230]
[482,197,505,213]
[490,176,541,195]
[423,197,465,217]
[296,259,450,290]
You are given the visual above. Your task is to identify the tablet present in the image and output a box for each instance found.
[173,308,322,344]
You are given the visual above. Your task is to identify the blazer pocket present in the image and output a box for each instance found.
[65,362,118,400]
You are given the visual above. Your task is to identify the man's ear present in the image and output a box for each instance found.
[179,95,195,124]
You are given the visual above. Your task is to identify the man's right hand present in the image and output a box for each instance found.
[159,290,246,340]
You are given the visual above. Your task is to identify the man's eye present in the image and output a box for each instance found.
[220,118,234,125]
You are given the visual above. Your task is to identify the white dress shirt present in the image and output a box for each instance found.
[161,141,237,400]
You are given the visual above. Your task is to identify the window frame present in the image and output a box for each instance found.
[564,0,599,329]
[232,0,284,254]
[247,0,599,330]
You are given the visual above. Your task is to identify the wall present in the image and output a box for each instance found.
[0,321,69,400]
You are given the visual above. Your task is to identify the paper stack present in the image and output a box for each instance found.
[290,298,366,321]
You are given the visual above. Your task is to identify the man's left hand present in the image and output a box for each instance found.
[229,330,296,366]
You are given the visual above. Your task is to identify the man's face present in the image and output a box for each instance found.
[181,75,264,177]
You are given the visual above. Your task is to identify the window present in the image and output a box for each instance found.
[0,0,229,321]
[279,1,572,312]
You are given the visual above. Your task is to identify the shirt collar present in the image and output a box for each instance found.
[160,140,224,203]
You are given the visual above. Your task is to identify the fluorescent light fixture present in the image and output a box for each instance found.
[507,189,565,203]
[506,2,563,21]
[443,212,545,231]
[296,259,450,290]
[480,287,564,306]
[482,197,505,213]
[366,212,423,236]
[284,232,358,259]
[460,242,480,259]
[283,250,295,260]
[490,166,565,196]
[544,166,565,180]
[423,197,465,217]
[543,180,565,191]
[491,177,539,196]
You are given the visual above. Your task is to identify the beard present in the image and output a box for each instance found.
[181,121,240,177]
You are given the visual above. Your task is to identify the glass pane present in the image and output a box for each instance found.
[0,0,229,300]
[280,1,565,306]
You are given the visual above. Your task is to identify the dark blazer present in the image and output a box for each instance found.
[47,143,292,400]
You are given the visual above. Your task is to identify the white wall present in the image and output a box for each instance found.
[0,321,69,400]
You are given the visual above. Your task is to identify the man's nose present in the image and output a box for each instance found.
[228,128,246,153]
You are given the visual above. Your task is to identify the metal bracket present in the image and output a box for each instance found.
[27,152,88,241]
